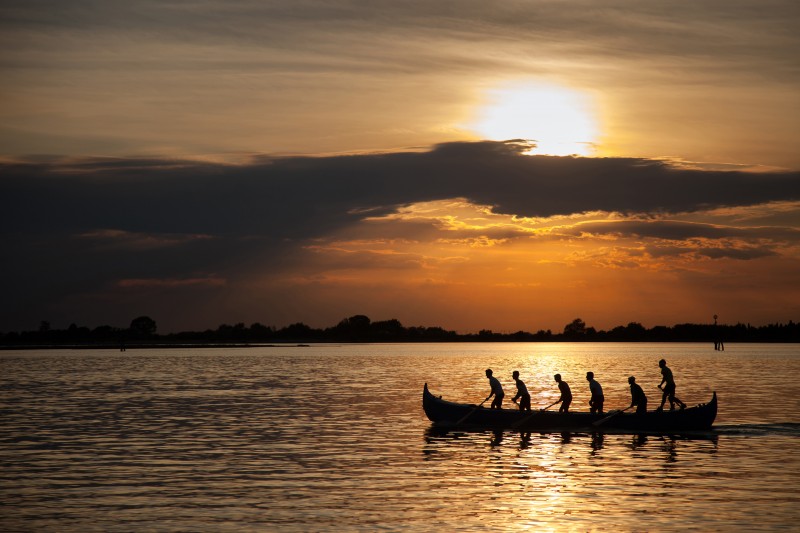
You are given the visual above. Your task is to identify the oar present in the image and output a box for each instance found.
[511,400,560,429]
[454,395,492,426]
[592,406,632,428]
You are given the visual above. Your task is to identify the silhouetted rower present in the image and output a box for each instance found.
[628,376,647,414]
[554,373,572,413]
[485,368,505,409]
[511,370,531,411]
[586,371,604,413]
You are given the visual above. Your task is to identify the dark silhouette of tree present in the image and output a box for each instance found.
[278,322,317,341]
[92,325,121,342]
[215,323,247,341]
[331,315,372,341]
[339,315,371,329]
[477,329,504,341]
[371,319,405,339]
[249,322,273,341]
[563,318,587,339]
[129,316,157,337]
[65,323,91,342]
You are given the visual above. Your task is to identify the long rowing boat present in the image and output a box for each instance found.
[422,383,717,433]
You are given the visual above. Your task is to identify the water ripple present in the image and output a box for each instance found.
[2,344,799,531]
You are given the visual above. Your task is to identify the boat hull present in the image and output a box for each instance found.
[422,384,717,433]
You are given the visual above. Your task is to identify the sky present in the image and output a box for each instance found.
[1,0,799,334]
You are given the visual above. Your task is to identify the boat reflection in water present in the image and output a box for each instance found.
[424,425,719,462]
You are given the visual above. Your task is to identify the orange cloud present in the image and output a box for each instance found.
[274,195,798,331]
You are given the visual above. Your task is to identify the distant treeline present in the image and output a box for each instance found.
[2,315,799,347]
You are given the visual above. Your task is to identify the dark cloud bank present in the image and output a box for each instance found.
[5,141,799,234]
[2,141,799,331]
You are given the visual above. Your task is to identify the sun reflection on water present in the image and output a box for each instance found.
[422,426,723,530]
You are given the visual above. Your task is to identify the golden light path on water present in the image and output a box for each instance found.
[1,343,799,531]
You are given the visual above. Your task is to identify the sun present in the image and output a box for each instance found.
[469,81,600,156]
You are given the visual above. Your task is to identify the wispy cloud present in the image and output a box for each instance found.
[117,276,227,289]
[77,229,214,250]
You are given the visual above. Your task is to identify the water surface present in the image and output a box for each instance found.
[1,343,798,531]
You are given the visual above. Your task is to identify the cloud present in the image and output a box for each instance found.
[3,1,794,77]
[117,276,227,289]
[651,243,778,261]
[304,245,428,270]
[2,141,799,331]
[5,141,798,237]
[565,219,800,242]
[77,229,214,250]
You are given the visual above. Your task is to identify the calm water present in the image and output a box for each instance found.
[1,343,799,532]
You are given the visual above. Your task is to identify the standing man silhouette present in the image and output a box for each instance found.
[657,359,687,411]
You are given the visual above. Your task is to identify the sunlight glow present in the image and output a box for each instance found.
[470,82,600,156]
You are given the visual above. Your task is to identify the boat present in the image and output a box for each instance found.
[422,383,717,433]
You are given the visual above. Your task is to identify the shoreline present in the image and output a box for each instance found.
[1,340,798,350]
[0,343,313,350]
